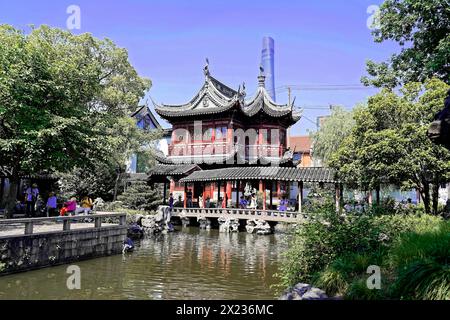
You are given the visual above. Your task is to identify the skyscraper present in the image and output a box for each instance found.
[261,37,276,101]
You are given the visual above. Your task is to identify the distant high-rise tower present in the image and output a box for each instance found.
[261,37,276,101]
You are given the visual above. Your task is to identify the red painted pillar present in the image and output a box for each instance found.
[277,182,281,199]
[226,182,232,207]
[259,180,266,210]
[263,181,267,210]
[184,183,188,209]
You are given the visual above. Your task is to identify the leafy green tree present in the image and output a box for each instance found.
[57,116,162,201]
[310,106,356,165]
[0,25,151,216]
[331,79,450,214]
[362,0,450,88]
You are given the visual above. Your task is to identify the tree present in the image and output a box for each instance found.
[310,106,355,165]
[0,25,151,216]
[117,181,162,211]
[57,116,162,201]
[331,78,450,214]
[362,0,450,88]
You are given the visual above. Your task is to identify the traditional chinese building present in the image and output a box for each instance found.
[147,64,339,211]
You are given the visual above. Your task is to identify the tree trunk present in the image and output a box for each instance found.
[5,170,20,219]
[431,182,439,215]
[375,185,381,205]
[422,182,431,214]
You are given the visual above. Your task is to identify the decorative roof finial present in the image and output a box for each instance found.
[258,65,266,87]
[204,58,210,77]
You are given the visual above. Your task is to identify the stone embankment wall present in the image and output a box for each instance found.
[0,226,127,276]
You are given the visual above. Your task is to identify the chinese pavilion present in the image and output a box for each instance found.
[148,63,339,211]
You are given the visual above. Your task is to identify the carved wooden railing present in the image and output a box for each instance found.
[171,207,305,223]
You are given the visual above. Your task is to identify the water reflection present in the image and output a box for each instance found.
[0,227,288,300]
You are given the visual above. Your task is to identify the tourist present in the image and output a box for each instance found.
[46,192,58,217]
[199,194,204,208]
[35,195,46,216]
[12,200,25,217]
[187,189,193,208]
[24,183,39,217]
[239,196,247,209]
[279,196,288,212]
[64,197,77,216]
[80,195,93,214]
[169,193,174,210]
[205,196,211,208]
[249,194,257,209]
[222,194,228,208]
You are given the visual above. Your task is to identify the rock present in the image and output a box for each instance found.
[246,219,272,235]
[218,217,239,233]
[197,217,211,230]
[139,206,174,235]
[280,283,328,300]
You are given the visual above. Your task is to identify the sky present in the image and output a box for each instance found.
[0,0,399,135]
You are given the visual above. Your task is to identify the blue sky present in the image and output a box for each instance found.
[0,0,398,134]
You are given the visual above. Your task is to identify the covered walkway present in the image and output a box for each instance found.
[179,166,342,213]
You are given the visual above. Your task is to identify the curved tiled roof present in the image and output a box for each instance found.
[153,70,301,125]
[148,164,201,177]
[179,167,338,183]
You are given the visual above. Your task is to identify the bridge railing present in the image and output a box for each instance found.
[0,212,126,236]
[171,207,307,222]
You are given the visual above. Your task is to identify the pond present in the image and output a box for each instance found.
[0,227,289,300]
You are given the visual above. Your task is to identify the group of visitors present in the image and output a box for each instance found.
[59,196,93,216]
[12,183,94,218]
[239,194,258,209]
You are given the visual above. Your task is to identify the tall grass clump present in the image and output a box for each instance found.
[389,221,450,300]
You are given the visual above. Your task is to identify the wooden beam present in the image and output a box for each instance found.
[163,181,167,205]
[298,181,303,214]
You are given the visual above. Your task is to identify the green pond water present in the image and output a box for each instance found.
[0,227,289,300]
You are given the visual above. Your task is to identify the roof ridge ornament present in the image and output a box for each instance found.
[204,58,210,77]
[258,65,266,87]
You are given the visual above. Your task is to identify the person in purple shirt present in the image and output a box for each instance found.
[168,193,174,210]
[64,197,77,215]
[46,192,58,217]
[24,183,39,217]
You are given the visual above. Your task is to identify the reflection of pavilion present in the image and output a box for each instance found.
[144,64,342,214]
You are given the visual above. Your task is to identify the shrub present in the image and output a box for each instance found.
[278,202,445,298]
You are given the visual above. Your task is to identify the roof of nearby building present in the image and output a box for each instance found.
[148,164,201,177]
[179,166,338,183]
[131,105,172,138]
[153,65,301,125]
[290,136,312,153]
